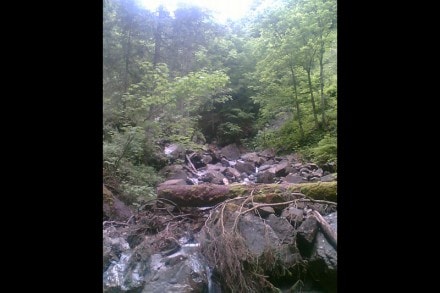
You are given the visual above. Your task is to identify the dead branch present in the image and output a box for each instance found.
[183,165,199,176]
[186,154,198,174]
[311,210,337,250]
[103,221,129,227]
[232,189,255,231]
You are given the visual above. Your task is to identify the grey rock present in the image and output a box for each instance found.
[164,143,185,160]
[320,173,337,182]
[235,161,255,175]
[256,170,275,183]
[257,206,275,217]
[220,143,241,160]
[159,165,188,180]
[241,152,265,165]
[265,214,296,244]
[281,207,304,224]
[297,216,319,257]
[158,179,188,187]
[259,148,275,159]
[308,212,337,292]
[283,174,307,183]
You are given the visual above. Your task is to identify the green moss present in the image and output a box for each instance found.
[290,181,337,201]
[229,185,249,197]
[253,193,286,204]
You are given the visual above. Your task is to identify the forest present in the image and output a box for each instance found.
[103,0,336,206]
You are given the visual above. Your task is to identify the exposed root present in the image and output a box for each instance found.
[199,189,336,292]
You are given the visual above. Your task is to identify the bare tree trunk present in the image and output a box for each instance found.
[123,18,133,103]
[153,6,166,68]
[319,38,326,128]
[289,63,304,138]
[306,66,319,128]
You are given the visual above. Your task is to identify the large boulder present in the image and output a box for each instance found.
[256,170,275,183]
[164,143,185,161]
[283,173,308,184]
[308,212,337,292]
[158,179,188,187]
[219,143,241,160]
[103,185,132,221]
[241,152,265,166]
[159,165,189,180]
[235,161,255,175]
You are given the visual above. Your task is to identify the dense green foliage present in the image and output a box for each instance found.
[103,0,337,204]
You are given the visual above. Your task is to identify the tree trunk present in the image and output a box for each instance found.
[306,67,319,128]
[153,6,166,68]
[319,38,326,128]
[289,63,304,138]
[157,181,337,207]
[123,18,132,96]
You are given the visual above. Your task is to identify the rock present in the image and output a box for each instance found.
[204,163,226,173]
[320,173,337,182]
[144,249,207,292]
[281,206,304,224]
[201,170,227,185]
[238,213,281,256]
[257,206,275,217]
[220,158,230,167]
[265,214,296,244]
[103,185,132,221]
[103,229,131,271]
[159,165,188,180]
[293,163,303,168]
[322,162,336,173]
[258,164,272,172]
[305,163,319,171]
[261,159,275,166]
[238,213,303,271]
[268,160,289,176]
[187,153,207,169]
[202,154,213,165]
[235,161,255,175]
[158,179,188,187]
[223,167,241,179]
[283,173,307,183]
[256,170,275,183]
[259,148,275,159]
[104,234,207,293]
[308,212,337,292]
[103,240,152,293]
[296,216,319,257]
[312,168,323,177]
[241,152,265,166]
[300,167,311,174]
[164,143,185,161]
[220,143,241,160]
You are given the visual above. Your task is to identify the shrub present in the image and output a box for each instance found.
[306,134,337,166]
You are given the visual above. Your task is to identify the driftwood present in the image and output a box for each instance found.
[311,210,337,250]
[157,181,336,207]
[186,154,198,174]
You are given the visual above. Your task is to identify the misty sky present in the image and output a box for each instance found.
[138,0,255,23]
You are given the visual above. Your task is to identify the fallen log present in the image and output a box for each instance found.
[157,181,336,207]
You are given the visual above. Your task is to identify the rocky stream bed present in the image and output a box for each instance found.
[103,143,337,292]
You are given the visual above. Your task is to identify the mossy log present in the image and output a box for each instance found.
[157,181,336,207]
